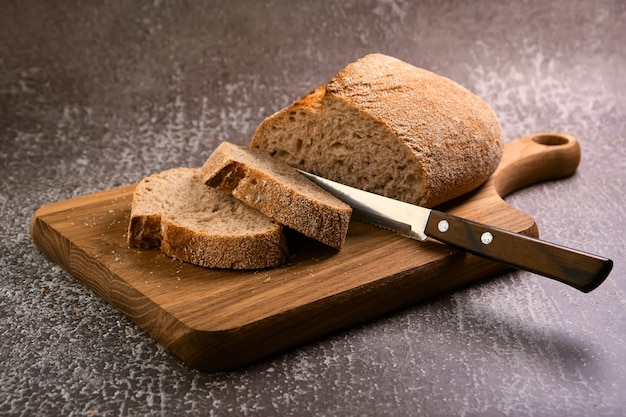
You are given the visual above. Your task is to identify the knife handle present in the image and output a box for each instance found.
[425,210,613,292]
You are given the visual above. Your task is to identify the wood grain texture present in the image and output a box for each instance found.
[30,133,581,371]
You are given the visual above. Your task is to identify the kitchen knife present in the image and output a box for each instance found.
[298,170,613,293]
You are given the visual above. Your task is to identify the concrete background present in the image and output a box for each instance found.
[1,1,624,415]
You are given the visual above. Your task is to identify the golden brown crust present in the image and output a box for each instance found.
[161,213,288,270]
[127,213,162,249]
[203,142,352,250]
[250,53,504,208]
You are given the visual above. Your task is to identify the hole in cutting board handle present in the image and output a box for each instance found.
[532,134,570,146]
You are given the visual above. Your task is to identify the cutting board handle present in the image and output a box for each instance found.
[492,132,581,198]
[434,133,612,292]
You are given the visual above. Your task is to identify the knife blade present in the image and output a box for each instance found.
[298,170,612,293]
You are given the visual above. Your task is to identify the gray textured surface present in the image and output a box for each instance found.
[1,1,625,416]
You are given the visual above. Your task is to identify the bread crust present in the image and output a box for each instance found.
[250,53,504,207]
[128,167,288,269]
[203,142,352,250]
[161,213,288,269]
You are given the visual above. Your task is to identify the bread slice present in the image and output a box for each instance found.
[202,142,352,250]
[250,53,504,208]
[128,167,288,269]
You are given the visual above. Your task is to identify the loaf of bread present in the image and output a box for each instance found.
[250,53,504,208]
[202,142,352,250]
[128,167,288,269]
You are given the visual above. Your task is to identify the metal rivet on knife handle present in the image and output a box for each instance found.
[481,232,494,245]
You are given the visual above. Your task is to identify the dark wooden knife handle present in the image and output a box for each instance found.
[425,210,613,292]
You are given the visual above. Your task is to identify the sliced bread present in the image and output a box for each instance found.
[202,142,352,250]
[250,53,504,208]
[128,167,288,269]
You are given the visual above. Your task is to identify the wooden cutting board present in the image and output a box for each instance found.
[31,133,581,371]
